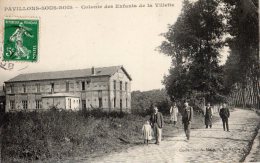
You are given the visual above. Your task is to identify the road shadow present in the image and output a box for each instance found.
[198,128,223,131]
[163,135,182,138]
[194,136,250,142]
[229,124,259,126]
[132,142,144,145]
[164,139,186,142]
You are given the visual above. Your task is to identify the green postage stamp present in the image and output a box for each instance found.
[3,19,39,62]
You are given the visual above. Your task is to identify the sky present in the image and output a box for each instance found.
[0,0,228,91]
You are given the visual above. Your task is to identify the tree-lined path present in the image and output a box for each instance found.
[86,109,259,163]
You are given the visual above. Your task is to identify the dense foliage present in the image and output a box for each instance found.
[222,0,259,109]
[1,109,146,161]
[159,0,226,104]
[159,0,259,108]
[131,89,171,115]
[131,89,205,115]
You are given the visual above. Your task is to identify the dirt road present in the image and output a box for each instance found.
[86,109,259,163]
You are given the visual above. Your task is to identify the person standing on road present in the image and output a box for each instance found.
[170,102,179,126]
[204,103,213,129]
[142,120,153,145]
[219,103,230,132]
[150,107,164,145]
[182,101,193,140]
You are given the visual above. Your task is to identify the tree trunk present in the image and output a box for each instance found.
[253,78,260,109]
[249,84,254,106]
[242,86,246,108]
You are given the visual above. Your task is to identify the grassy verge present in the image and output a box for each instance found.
[1,109,147,162]
[241,109,260,162]
[1,109,219,162]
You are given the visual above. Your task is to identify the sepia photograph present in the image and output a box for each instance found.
[0,0,259,162]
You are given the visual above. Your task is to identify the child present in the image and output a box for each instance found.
[170,102,179,126]
[142,120,152,145]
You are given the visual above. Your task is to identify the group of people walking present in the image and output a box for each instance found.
[142,101,230,145]
[204,102,230,132]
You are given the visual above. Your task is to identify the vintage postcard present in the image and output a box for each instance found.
[0,0,259,162]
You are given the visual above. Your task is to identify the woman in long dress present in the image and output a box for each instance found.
[170,102,179,126]
[205,103,213,128]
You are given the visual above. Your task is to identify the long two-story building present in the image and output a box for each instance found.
[4,65,132,112]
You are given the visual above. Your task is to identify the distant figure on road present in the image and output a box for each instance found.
[142,120,152,145]
[204,103,213,128]
[170,102,179,126]
[219,103,230,132]
[182,101,193,140]
[150,107,164,145]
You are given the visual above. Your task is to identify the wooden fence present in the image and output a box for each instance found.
[228,81,260,109]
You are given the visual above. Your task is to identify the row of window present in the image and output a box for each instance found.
[81,98,128,109]
[113,80,128,91]
[10,100,41,110]
[10,84,41,94]
[10,81,97,93]
[10,99,80,110]
[68,98,80,109]
[114,98,128,108]
[66,81,90,91]
[9,80,127,93]
[10,98,128,110]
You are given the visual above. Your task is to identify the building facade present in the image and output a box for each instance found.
[4,66,132,112]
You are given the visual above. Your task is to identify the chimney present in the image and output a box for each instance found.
[91,66,96,75]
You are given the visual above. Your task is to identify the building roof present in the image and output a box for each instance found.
[6,65,132,82]
[42,93,80,98]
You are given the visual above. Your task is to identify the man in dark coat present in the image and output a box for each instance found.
[219,103,230,132]
[204,103,213,128]
[182,101,193,140]
[150,107,164,145]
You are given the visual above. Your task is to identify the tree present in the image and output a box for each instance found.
[222,0,259,109]
[131,89,171,115]
[159,0,226,104]
[223,48,241,93]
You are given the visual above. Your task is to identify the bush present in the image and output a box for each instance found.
[81,108,128,118]
[1,109,146,162]
[131,89,171,115]
[131,108,152,117]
